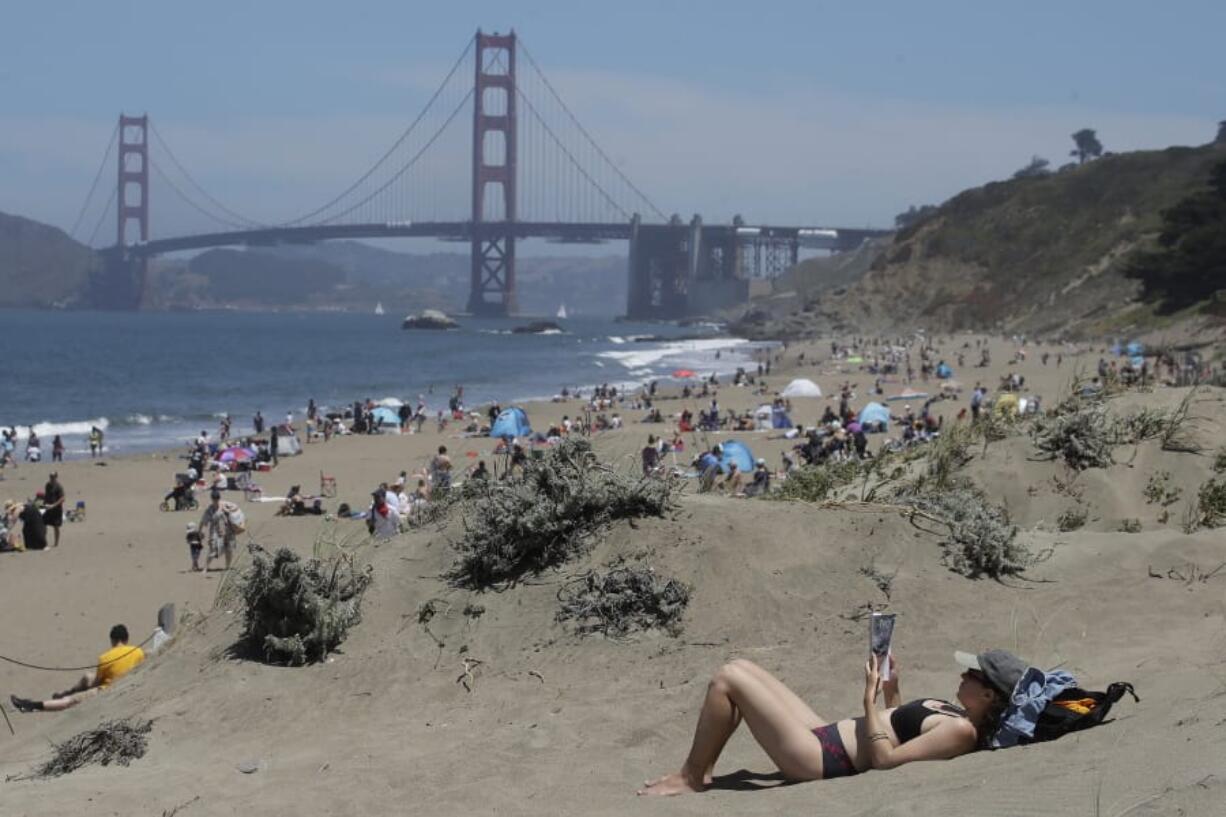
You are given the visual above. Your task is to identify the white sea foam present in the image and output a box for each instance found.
[596,338,750,371]
[608,336,626,344]
[2,418,110,440]
[127,414,153,425]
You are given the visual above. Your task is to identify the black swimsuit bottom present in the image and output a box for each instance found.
[811,700,965,780]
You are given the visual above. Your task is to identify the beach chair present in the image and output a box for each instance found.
[66,500,86,522]
[320,470,337,498]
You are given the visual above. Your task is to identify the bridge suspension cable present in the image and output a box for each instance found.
[282,34,476,226]
[70,122,119,242]
[518,38,666,221]
[515,87,628,220]
[319,88,474,225]
[150,156,254,231]
[149,120,266,229]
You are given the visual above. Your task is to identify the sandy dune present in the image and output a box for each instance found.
[1,335,1224,816]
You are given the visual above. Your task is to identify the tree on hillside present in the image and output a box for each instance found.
[1126,159,1226,312]
[894,204,938,229]
[1012,155,1052,179]
[1070,129,1104,164]
[1216,120,1226,145]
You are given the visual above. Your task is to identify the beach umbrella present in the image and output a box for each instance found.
[672,369,696,378]
[218,446,254,463]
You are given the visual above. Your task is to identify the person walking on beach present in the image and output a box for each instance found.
[199,489,240,571]
[270,426,279,467]
[51,434,64,463]
[25,428,40,462]
[43,472,66,548]
[88,425,103,458]
[3,500,25,551]
[10,624,145,713]
[367,489,400,540]
[430,446,453,491]
[253,410,265,435]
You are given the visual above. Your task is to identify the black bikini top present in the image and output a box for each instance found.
[890,699,966,744]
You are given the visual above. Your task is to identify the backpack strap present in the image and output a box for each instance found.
[1077,682,1139,730]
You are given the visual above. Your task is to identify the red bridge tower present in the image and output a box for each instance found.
[468,30,518,316]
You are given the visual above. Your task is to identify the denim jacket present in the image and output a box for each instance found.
[991,666,1078,748]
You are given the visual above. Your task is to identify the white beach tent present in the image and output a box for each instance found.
[273,424,302,456]
[781,378,823,398]
[754,404,774,430]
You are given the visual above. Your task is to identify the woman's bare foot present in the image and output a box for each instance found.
[637,771,705,796]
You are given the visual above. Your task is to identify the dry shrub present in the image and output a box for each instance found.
[772,459,861,502]
[240,545,373,665]
[448,439,676,589]
[925,422,976,490]
[1057,506,1088,531]
[1030,404,1118,470]
[1196,478,1226,529]
[910,487,1038,579]
[1143,471,1182,507]
[27,718,152,778]
[556,561,690,638]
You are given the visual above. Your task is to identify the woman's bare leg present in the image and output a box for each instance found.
[638,661,825,796]
[734,659,827,730]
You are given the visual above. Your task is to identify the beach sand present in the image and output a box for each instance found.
[1,334,1224,816]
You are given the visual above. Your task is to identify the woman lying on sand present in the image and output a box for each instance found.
[638,649,1024,795]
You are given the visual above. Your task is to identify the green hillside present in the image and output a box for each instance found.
[0,211,95,307]
[742,142,1226,338]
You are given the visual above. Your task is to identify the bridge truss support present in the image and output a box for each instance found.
[468,30,518,316]
[627,217,764,320]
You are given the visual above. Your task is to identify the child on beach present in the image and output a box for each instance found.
[186,523,203,571]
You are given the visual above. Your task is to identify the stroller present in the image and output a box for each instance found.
[160,479,199,512]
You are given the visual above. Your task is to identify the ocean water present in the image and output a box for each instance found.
[1,309,763,457]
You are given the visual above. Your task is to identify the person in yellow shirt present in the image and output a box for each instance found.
[10,624,145,713]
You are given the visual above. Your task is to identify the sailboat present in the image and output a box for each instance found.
[556,303,568,320]
[374,302,385,316]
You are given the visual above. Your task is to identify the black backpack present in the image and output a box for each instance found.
[1019,682,1139,744]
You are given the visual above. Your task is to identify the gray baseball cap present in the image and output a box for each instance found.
[955,649,1029,696]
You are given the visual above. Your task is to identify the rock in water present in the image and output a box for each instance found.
[511,321,563,334]
[402,309,458,330]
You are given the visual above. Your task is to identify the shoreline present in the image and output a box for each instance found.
[2,319,764,461]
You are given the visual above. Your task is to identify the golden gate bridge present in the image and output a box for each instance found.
[70,30,887,318]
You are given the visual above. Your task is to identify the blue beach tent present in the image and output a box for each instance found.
[491,406,532,439]
[857,402,891,431]
[718,440,755,473]
[370,406,401,427]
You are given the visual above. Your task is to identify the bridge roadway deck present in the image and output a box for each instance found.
[120,221,889,257]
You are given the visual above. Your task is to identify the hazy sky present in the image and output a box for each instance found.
[2,0,1222,242]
